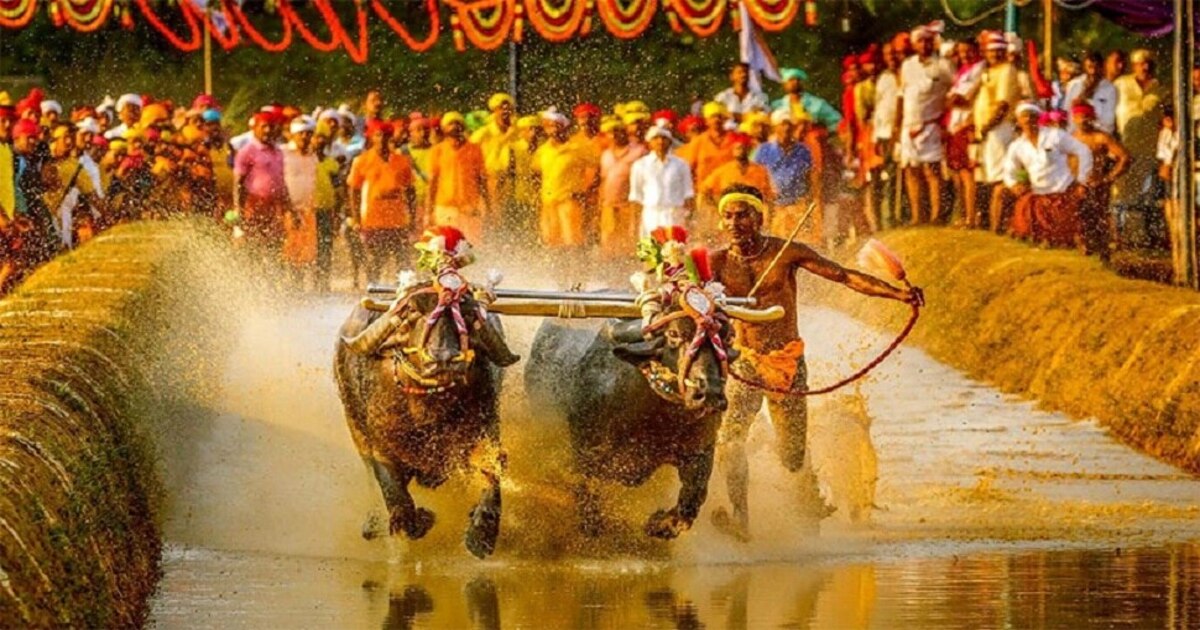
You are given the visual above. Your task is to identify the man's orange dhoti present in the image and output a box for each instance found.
[539,198,585,247]
[600,202,639,258]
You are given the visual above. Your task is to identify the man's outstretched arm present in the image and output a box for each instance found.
[793,243,922,305]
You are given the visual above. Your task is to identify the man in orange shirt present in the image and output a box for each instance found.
[700,132,774,214]
[533,108,599,249]
[687,102,735,237]
[348,119,416,284]
[427,111,489,243]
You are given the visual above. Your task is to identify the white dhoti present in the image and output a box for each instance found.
[898,121,945,167]
[640,205,687,237]
[980,121,1015,184]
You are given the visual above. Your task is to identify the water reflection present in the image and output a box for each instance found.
[151,543,1200,629]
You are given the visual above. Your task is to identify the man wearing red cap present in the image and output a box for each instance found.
[975,29,1021,232]
[349,119,416,285]
[572,103,605,153]
[234,111,291,259]
[1071,103,1129,261]
[11,118,59,268]
[945,39,985,227]
[700,132,774,212]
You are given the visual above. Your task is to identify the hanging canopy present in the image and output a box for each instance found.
[1083,0,1198,39]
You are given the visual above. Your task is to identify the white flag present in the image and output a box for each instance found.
[738,2,781,93]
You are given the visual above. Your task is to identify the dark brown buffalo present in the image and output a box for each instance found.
[335,286,513,558]
[524,296,734,539]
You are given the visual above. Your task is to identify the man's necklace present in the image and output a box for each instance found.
[730,237,769,261]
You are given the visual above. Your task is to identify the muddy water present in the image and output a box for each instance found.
[147,272,1200,628]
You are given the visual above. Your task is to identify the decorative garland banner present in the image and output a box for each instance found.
[3,0,803,61]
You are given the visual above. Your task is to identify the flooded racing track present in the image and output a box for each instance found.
[147,257,1200,629]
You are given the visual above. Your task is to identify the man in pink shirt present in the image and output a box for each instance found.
[598,115,647,258]
[234,111,291,255]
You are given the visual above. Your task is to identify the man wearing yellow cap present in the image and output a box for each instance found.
[428,112,489,243]
[470,93,519,230]
[685,101,735,237]
[598,113,647,258]
[709,184,923,541]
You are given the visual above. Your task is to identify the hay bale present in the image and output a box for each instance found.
[0,221,230,627]
[818,229,1200,473]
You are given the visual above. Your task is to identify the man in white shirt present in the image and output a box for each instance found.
[1063,51,1118,134]
[713,62,770,122]
[629,123,695,236]
[896,21,954,224]
[868,41,902,228]
[1003,102,1093,247]
[103,94,143,141]
[946,39,985,227]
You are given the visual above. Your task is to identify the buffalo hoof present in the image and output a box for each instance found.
[362,511,386,541]
[464,504,501,559]
[644,508,691,540]
[392,507,436,539]
[710,507,751,542]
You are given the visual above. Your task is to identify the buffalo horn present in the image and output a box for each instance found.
[723,304,785,323]
[342,311,404,354]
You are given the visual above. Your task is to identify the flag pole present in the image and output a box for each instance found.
[1042,0,1053,78]
[203,6,213,96]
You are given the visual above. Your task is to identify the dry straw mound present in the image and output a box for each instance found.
[0,221,230,627]
[824,229,1200,473]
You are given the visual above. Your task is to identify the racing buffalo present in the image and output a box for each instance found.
[335,273,518,558]
[525,286,757,539]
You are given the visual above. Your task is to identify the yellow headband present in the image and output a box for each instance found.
[718,192,767,215]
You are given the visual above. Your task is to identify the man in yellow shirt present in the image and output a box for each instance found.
[470,93,519,230]
[533,108,599,249]
[511,115,543,234]
[974,30,1021,232]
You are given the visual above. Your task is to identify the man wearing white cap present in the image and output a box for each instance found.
[975,30,1021,231]
[1111,48,1168,242]
[531,107,599,249]
[896,20,953,225]
[1002,101,1092,246]
[40,100,62,127]
[629,122,695,236]
[282,115,319,282]
[104,94,142,140]
[753,109,815,241]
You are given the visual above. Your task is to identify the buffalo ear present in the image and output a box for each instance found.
[612,337,664,364]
